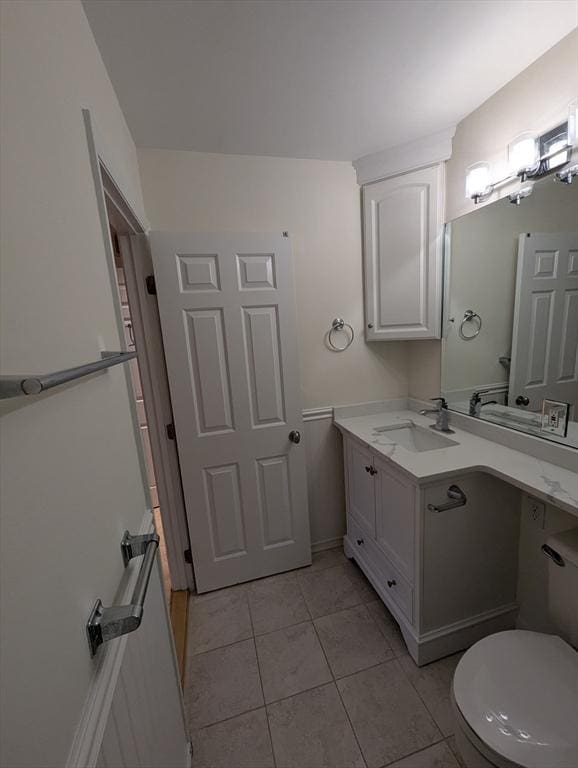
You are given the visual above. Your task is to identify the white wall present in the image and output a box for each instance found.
[408,29,578,401]
[0,2,150,766]
[137,149,410,410]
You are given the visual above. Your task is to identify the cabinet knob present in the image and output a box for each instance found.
[387,579,396,588]
[356,538,364,546]
[370,467,377,476]
[365,465,372,473]
[367,323,374,329]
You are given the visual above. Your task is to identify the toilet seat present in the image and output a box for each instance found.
[453,630,578,768]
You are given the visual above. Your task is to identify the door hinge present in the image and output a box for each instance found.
[166,423,176,440]
[145,274,157,295]
[184,548,193,564]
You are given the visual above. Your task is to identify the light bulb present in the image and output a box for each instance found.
[465,162,491,200]
[508,132,539,176]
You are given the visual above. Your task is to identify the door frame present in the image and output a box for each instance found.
[83,109,193,591]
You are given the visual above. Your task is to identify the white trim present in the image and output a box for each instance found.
[302,406,334,422]
[84,107,192,591]
[311,537,343,553]
[66,511,153,768]
[120,235,193,591]
[353,125,456,185]
[82,109,153,518]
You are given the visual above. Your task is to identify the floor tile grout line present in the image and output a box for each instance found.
[377,735,450,768]
[187,655,443,741]
[189,702,268,735]
[395,655,456,741]
[188,589,393,660]
[247,599,277,768]
[309,619,368,767]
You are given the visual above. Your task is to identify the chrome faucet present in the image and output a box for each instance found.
[469,386,509,417]
[419,397,455,433]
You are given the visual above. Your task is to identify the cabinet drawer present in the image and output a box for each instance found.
[347,516,413,623]
[380,553,413,624]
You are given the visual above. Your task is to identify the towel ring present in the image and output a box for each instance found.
[459,309,482,340]
[328,318,354,351]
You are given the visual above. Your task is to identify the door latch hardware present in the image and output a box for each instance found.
[289,430,301,444]
[121,530,160,567]
[184,548,193,565]
[145,275,157,295]
[166,423,176,440]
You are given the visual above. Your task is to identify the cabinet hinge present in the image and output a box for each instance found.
[184,548,193,564]
[145,274,157,295]
[166,423,176,440]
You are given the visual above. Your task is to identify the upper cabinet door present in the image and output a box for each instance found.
[362,164,444,341]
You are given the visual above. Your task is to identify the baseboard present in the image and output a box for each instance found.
[311,537,343,553]
[66,510,153,768]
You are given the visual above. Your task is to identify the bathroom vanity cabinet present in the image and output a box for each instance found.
[343,433,522,665]
[362,163,444,341]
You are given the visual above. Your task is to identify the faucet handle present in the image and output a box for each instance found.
[430,397,447,409]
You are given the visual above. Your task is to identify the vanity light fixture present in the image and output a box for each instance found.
[466,113,576,204]
[508,180,534,205]
[465,162,492,203]
[556,163,578,184]
[508,132,540,180]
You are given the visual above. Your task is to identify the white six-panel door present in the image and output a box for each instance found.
[150,232,310,592]
[510,232,578,413]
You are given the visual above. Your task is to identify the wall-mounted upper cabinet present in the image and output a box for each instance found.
[362,163,444,341]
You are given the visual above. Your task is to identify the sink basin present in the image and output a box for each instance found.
[373,421,459,452]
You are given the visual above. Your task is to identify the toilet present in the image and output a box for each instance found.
[451,527,578,768]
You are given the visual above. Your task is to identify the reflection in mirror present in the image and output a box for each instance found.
[442,175,578,449]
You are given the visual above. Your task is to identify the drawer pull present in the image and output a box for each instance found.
[356,538,364,545]
[387,579,396,588]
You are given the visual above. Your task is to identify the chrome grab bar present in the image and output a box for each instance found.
[86,530,159,657]
[0,350,136,399]
[427,484,467,513]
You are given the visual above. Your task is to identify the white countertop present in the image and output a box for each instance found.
[334,408,578,516]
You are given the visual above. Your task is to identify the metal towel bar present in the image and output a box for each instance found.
[427,484,467,513]
[86,530,159,657]
[0,350,136,399]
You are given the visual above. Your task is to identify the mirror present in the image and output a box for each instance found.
[442,175,578,449]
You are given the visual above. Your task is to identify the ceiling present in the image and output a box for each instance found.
[83,0,577,161]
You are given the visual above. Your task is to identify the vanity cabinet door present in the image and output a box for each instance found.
[345,437,376,537]
[362,163,444,340]
[374,457,415,583]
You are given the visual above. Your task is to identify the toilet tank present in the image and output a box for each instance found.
[544,527,578,647]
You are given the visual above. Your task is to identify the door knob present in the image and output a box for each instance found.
[289,430,301,444]
[515,395,530,406]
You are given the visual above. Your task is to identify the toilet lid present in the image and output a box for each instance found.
[453,631,578,768]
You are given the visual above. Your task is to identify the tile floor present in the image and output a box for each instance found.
[184,548,465,768]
